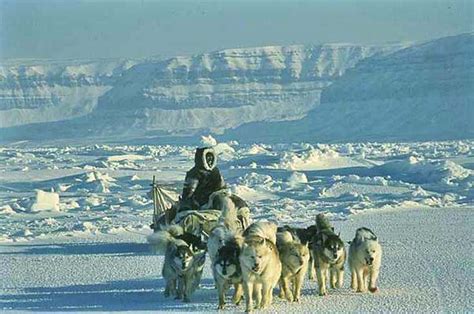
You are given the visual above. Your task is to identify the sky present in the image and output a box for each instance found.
[0,0,472,60]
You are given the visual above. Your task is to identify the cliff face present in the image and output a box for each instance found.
[93,44,400,135]
[312,33,474,141]
[0,42,405,141]
[0,60,137,128]
[223,33,474,143]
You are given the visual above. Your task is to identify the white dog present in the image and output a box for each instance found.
[348,227,382,293]
[240,222,281,312]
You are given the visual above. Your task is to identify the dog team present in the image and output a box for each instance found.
[149,210,382,312]
[147,147,382,311]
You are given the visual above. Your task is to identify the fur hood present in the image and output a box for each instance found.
[194,147,217,171]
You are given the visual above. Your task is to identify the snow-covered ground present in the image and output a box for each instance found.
[2,207,472,312]
[1,138,473,311]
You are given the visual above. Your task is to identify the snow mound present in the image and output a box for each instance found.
[287,172,308,187]
[200,135,236,161]
[280,147,363,170]
[242,144,272,155]
[67,171,120,193]
[376,157,472,185]
[200,135,218,146]
[0,204,15,214]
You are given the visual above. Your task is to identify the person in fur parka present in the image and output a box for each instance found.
[180,147,225,210]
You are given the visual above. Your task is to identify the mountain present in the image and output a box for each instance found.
[0,59,139,128]
[224,33,474,143]
[91,44,402,136]
[0,43,402,141]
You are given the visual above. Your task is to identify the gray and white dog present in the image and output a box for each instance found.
[147,225,206,302]
[348,227,382,293]
[208,226,245,309]
[207,199,245,310]
[311,214,346,296]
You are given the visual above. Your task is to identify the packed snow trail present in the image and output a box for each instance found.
[1,207,472,312]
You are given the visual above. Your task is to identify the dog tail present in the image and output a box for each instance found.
[147,224,183,253]
[276,230,295,246]
[243,221,277,245]
[316,213,333,232]
[354,227,377,243]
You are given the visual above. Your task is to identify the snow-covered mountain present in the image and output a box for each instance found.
[0,43,402,141]
[0,59,139,128]
[3,34,472,144]
[92,44,401,136]
[225,33,474,143]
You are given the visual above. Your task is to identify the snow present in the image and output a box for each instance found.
[1,207,472,312]
[0,33,473,312]
[0,139,472,311]
[0,139,472,240]
[279,146,366,170]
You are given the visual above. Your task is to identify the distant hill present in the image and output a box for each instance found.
[224,33,474,143]
[0,43,403,142]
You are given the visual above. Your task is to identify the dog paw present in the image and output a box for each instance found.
[319,291,327,296]
[233,295,243,305]
[369,287,379,293]
[183,297,191,303]
[233,296,243,305]
[293,296,300,303]
[217,304,225,310]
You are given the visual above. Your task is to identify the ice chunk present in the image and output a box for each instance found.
[30,190,60,212]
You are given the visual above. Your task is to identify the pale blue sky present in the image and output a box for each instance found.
[0,0,472,60]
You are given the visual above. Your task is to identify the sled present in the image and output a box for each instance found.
[149,176,250,241]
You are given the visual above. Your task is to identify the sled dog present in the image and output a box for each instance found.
[208,226,245,309]
[240,222,281,312]
[348,227,382,293]
[205,189,252,231]
[311,214,346,296]
[276,230,310,302]
[278,225,318,280]
[147,225,206,302]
